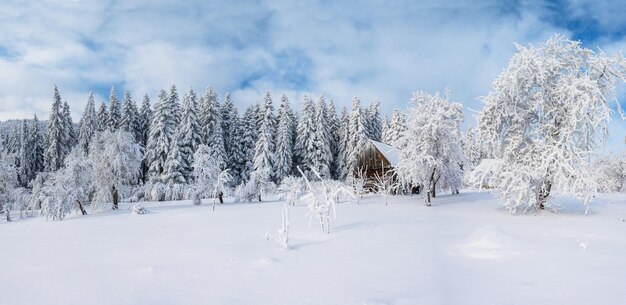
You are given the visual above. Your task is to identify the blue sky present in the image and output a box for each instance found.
[0,0,624,152]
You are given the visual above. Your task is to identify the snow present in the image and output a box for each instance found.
[370,139,401,167]
[1,191,626,305]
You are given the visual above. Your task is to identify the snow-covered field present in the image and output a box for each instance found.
[1,191,626,305]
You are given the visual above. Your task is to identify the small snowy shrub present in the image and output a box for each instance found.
[132,204,150,215]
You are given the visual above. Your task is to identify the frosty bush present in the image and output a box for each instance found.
[276,176,304,206]
[132,204,150,215]
[475,35,626,212]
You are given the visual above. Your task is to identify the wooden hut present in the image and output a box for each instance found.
[357,139,401,190]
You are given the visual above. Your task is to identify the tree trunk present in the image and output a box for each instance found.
[218,192,224,204]
[429,169,437,198]
[424,190,431,206]
[76,200,87,215]
[538,181,552,210]
[258,194,262,202]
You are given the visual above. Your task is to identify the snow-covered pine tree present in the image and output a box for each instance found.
[44,86,66,172]
[30,115,44,176]
[395,91,465,205]
[387,109,407,147]
[77,92,98,153]
[365,100,382,141]
[327,99,341,179]
[107,87,121,131]
[96,102,108,133]
[18,120,31,186]
[120,90,141,143]
[462,127,482,170]
[146,89,176,181]
[473,35,626,212]
[294,95,316,174]
[200,87,227,170]
[381,115,390,144]
[177,87,202,181]
[221,93,237,167]
[164,137,186,184]
[138,94,152,147]
[252,92,276,182]
[199,87,216,143]
[346,97,368,176]
[239,105,259,183]
[169,85,181,126]
[62,101,75,151]
[275,94,295,183]
[227,107,246,186]
[337,106,350,180]
[311,96,332,179]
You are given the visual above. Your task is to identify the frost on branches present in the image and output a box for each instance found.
[192,145,232,208]
[395,91,464,206]
[473,35,626,213]
[89,131,143,211]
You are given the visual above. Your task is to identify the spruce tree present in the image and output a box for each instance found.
[337,107,350,180]
[388,109,407,147]
[138,94,152,147]
[44,86,65,171]
[18,120,31,186]
[107,87,121,130]
[252,93,276,182]
[177,87,202,181]
[96,102,108,133]
[327,99,341,179]
[169,85,181,126]
[346,97,368,175]
[311,96,332,179]
[381,115,391,144]
[240,104,260,182]
[221,93,235,162]
[228,109,246,185]
[164,137,186,184]
[294,95,316,173]
[146,89,176,181]
[62,101,75,151]
[77,92,98,153]
[30,115,44,175]
[365,100,382,141]
[275,94,295,182]
[121,90,141,142]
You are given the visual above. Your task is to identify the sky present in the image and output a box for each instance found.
[0,0,624,152]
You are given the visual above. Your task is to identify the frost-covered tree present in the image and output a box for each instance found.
[30,115,44,176]
[396,91,465,206]
[200,87,226,170]
[311,96,332,179]
[77,92,98,153]
[164,138,186,184]
[474,35,626,212]
[221,93,239,171]
[62,101,75,150]
[275,94,295,183]
[387,109,407,147]
[96,102,108,133]
[138,94,152,147]
[146,89,176,181]
[365,100,382,141]
[294,95,316,174]
[44,86,66,172]
[336,107,350,180]
[327,100,341,179]
[169,85,181,126]
[40,148,92,220]
[192,145,232,207]
[240,105,259,182]
[17,120,31,186]
[179,88,202,177]
[346,97,368,176]
[120,90,141,142]
[0,154,18,220]
[593,154,626,193]
[462,127,482,170]
[252,92,276,183]
[107,87,121,131]
[89,130,143,210]
[227,108,246,186]
[381,115,390,144]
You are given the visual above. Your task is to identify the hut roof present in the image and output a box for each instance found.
[370,140,401,167]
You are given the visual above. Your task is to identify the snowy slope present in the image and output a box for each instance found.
[1,191,625,305]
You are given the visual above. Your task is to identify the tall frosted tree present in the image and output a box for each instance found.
[96,102,108,133]
[44,86,66,172]
[337,106,350,180]
[169,85,181,126]
[138,94,152,147]
[30,115,44,176]
[164,137,186,184]
[120,90,141,142]
[221,93,237,165]
[311,96,332,179]
[381,115,391,144]
[327,100,341,179]
[18,120,31,186]
[346,97,368,175]
[294,95,316,173]
[200,87,226,169]
[199,87,218,142]
[473,35,626,211]
[252,92,276,182]
[387,109,407,147]
[240,105,259,182]
[62,101,75,150]
[177,87,202,181]
[77,92,98,153]
[146,89,176,181]
[107,87,121,130]
[275,94,295,182]
[365,100,382,141]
